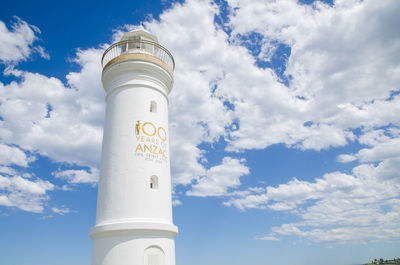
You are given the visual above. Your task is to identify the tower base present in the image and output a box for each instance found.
[90,222,178,265]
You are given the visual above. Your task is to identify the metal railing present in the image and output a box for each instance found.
[101,40,175,72]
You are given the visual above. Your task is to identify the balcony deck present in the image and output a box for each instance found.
[101,40,175,75]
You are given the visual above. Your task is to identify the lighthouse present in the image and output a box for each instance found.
[90,28,177,265]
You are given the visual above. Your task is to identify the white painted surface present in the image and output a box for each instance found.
[91,29,177,265]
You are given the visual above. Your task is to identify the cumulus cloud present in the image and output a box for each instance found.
[357,137,400,162]
[225,160,400,243]
[52,207,71,215]
[187,157,249,197]
[143,0,400,191]
[0,48,104,168]
[254,235,280,241]
[0,142,52,213]
[0,144,33,167]
[223,187,267,211]
[0,2,235,198]
[0,20,104,212]
[0,166,17,176]
[53,168,99,184]
[144,0,399,243]
[172,199,182,206]
[336,154,356,163]
[221,0,400,151]
[271,197,400,244]
[0,173,54,213]
[144,0,236,186]
[0,16,49,64]
[0,0,399,246]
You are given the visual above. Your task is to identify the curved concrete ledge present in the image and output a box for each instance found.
[103,53,174,78]
[102,59,173,99]
[90,222,178,239]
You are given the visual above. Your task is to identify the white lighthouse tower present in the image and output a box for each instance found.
[90,28,178,265]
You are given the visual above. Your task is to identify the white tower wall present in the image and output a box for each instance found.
[91,29,177,265]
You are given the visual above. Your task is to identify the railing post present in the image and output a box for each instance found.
[101,40,175,72]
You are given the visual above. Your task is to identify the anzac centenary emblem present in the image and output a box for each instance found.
[134,120,168,162]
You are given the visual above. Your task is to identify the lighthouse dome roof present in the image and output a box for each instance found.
[121,26,159,43]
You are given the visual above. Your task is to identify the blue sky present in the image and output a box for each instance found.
[1,0,400,265]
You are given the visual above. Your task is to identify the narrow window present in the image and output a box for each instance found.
[128,36,141,50]
[121,42,128,53]
[148,254,160,265]
[150,175,158,189]
[144,246,165,265]
[150,101,157,113]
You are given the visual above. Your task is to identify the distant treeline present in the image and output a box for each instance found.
[364,258,400,265]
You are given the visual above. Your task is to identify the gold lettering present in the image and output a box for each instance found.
[142,122,156,136]
[134,121,169,163]
[135,120,141,135]
[152,145,158,154]
[135,144,143,152]
[144,144,152,153]
[158,127,167,141]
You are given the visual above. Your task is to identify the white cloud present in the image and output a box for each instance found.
[0,1,399,242]
[172,199,182,206]
[1,0,397,199]
[53,168,99,184]
[0,49,104,168]
[225,160,400,243]
[168,0,400,243]
[358,129,391,147]
[223,188,267,211]
[33,45,50,60]
[0,174,54,213]
[140,0,400,169]
[220,0,400,151]
[0,166,17,175]
[0,195,12,207]
[353,158,400,182]
[336,154,356,163]
[0,42,103,211]
[271,197,400,244]
[145,0,236,186]
[0,16,49,64]
[373,158,400,181]
[254,235,280,241]
[357,137,400,162]
[187,157,249,197]
[0,144,32,167]
[51,207,71,215]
